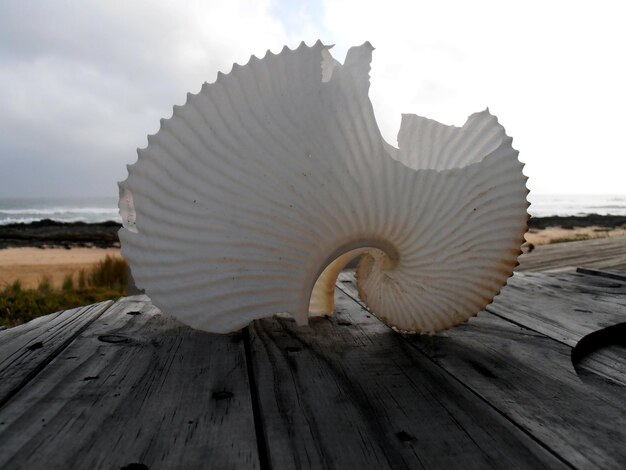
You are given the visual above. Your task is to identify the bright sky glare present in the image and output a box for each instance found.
[1,0,624,197]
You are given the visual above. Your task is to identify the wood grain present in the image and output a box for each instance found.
[338,264,626,469]
[407,312,626,469]
[517,236,626,272]
[342,269,626,385]
[1,265,624,469]
[487,271,626,346]
[247,289,568,470]
[576,266,626,282]
[0,300,113,407]
[338,270,626,345]
[0,297,260,470]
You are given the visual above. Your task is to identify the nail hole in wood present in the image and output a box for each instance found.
[466,359,497,379]
[27,341,44,351]
[120,464,148,470]
[98,334,129,344]
[212,391,233,400]
[396,430,416,442]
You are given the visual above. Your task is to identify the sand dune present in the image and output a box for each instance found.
[0,247,121,289]
[1,224,625,290]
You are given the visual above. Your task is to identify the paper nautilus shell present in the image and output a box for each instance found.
[119,41,529,334]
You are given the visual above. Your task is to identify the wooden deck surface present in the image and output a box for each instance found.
[517,236,626,272]
[1,267,625,469]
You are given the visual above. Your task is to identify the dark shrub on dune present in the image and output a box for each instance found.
[0,256,128,328]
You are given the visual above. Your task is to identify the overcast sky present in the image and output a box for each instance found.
[1,0,624,198]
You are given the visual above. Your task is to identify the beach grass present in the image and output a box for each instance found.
[0,255,127,328]
[549,234,594,244]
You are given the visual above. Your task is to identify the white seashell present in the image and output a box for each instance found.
[119,41,529,334]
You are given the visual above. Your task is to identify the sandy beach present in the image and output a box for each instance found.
[1,224,625,290]
[0,215,624,290]
[524,226,626,246]
[0,247,122,289]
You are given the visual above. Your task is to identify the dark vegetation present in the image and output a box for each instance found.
[0,215,625,250]
[0,219,120,249]
[549,234,594,244]
[0,256,127,328]
[528,214,626,230]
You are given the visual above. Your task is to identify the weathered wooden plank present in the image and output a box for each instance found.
[517,236,626,272]
[577,266,626,282]
[611,267,626,277]
[338,269,626,462]
[486,271,626,346]
[0,297,260,470]
[0,300,113,407]
[337,270,361,301]
[406,312,626,469]
[339,269,626,385]
[248,289,568,470]
[574,343,626,386]
[570,320,626,386]
[303,271,626,348]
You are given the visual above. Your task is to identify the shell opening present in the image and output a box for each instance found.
[306,240,399,319]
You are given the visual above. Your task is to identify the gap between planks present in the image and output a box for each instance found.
[0,296,260,470]
[2,271,624,470]
[247,290,572,469]
[0,300,114,408]
[334,270,626,469]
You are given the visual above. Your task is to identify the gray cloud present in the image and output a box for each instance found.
[0,0,298,197]
[3,0,625,197]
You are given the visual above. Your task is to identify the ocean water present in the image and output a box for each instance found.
[0,197,121,225]
[0,194,625,225]
[527,194,626,217]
